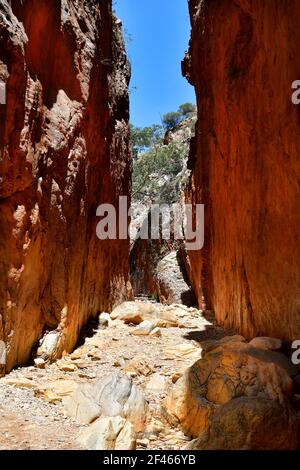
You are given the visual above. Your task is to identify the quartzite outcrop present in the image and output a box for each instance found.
[0,0,132,373]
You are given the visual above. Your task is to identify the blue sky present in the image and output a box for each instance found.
[115,0,195,127]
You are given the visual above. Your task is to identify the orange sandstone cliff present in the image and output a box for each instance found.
[0,0,132,373]
[184,0,300,341]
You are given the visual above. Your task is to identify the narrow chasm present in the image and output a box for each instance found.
[0,0,299,453]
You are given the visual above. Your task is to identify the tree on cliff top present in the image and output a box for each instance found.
[162,102,196,130]
[178,102,196,117]
[131,104,197,204]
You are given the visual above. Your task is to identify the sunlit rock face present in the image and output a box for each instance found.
[0,0,132,373]
[184,0,300,341]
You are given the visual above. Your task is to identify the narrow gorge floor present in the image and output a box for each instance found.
[0,301,232,450]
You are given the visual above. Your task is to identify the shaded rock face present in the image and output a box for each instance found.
[130,212,196,306]
[130,233,195,305]
[187,397,300,451]
[185,0,300,340]
[0,0,132,373]
[156,251,196,306]
[130,218,173,301]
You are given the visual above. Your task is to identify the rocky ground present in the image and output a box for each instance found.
[0,300,231,450]
[1,299,298,450]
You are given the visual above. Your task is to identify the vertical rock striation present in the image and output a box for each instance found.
[0,0,132,373]
[185,0,300,340]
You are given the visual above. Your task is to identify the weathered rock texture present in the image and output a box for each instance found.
[0,0,132,373]
[63,372,148,433]
[130,212,196,306]
[184,0,300,340]
[166,336,300,449]
[187,397,299,450]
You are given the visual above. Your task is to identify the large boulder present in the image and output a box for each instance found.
[187,397,299,450]
[165,338,296,439]
[249,337,282,351]
[63,373,148,432]
[77,416,136,451]
[110,301,179,328]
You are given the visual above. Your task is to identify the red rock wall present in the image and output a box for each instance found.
[0,0,132,373]
[185,0,300,341]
